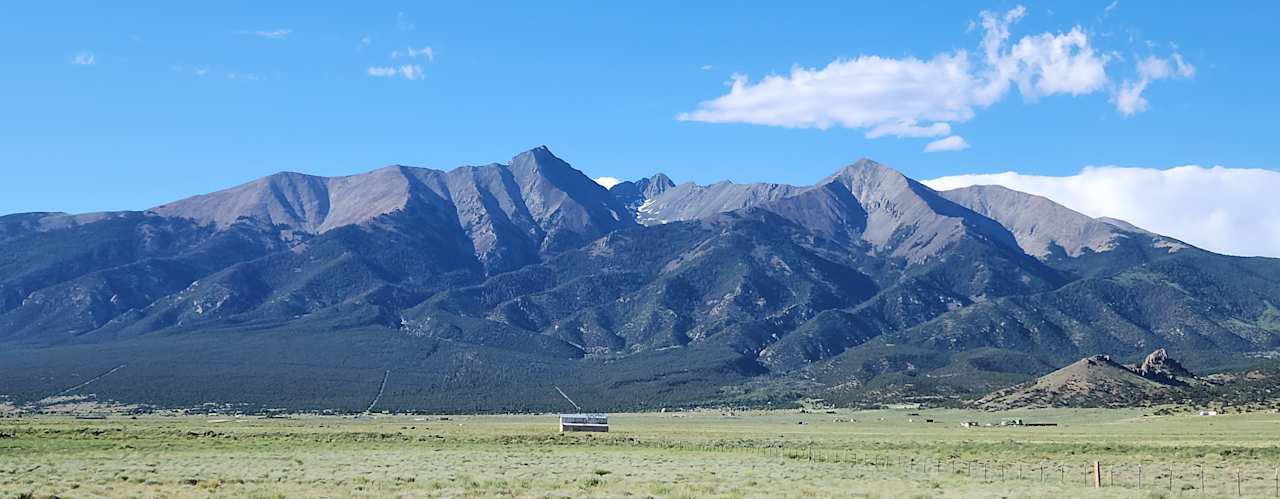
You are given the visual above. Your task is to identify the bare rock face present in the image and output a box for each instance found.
[506,146,635,253]
[633,180,802,225]
[939,185,1120,258]
[938,184,1190,267]
[150,146,634,274]
[1137,348,1196,383]
[609,173,675,213]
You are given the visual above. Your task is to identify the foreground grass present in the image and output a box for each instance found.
[3,408,1280,497]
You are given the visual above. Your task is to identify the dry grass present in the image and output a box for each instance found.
[3,408,1279,498]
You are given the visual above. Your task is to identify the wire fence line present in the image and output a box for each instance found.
[672,443,1280,496]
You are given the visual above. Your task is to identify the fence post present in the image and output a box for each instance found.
[1138,465,1142,490]
[1093,461,1102,489]
[1201,466,1206,498]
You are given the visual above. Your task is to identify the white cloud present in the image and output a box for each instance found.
[360,35,372,46]
[678,5,1190,145]
[867,121,952,139]
[392,46,435,61]
[700,64,714,71]
[72,52,95,65]
[1114,53,1196,116]
[193,67,210,76]
[924,165,1280,257]
[923,135,970,153]
[594,177,623,189]
[244,29,291,39]
[367,65,423,80]
[677,54,976,134]
[1105,1,1119,14]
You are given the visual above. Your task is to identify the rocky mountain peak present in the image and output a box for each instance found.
[822,158,909,199]
[509,145,569,172]
[820,158,1027,263]
[609,173,677,213]
[645,173,676,196]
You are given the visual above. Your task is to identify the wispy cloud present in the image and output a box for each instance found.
[700,64,714,71]
[391,46,434,62]
[71,52,95,65]
[371,43,435,80]
[924,165,1280,257]
[239,29,292,40]
[360,35,372,46]
[367,65,423,80]
[677,5,1193,148]
[193,66,210,76]
[923,135,970,153]
[1113,53,1196,116]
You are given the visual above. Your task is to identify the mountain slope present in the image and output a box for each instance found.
[0,147,633,344]
[608,173,675,217]
[979,354,1176,408]
[939,184,1189,276]
[2,149,1279,412]
[632,181,803,225]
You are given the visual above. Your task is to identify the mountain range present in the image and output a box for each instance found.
[3,146,1279,413]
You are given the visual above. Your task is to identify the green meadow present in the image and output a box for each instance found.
[4,408,1280,498]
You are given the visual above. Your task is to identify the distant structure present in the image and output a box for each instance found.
[559,413,609,432]
[555,386,609,432]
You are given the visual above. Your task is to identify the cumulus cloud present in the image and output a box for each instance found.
[923,165,1280,257]
[678,5,1190,145]
[677,54,975,134]
[593,177,623,189]
[367,65,423,80]
[923,135,970,153]
[71,52,95,65]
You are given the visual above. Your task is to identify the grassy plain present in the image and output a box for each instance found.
[4,408,1280,498]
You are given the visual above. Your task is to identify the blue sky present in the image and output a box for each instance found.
[2,1,1277,221]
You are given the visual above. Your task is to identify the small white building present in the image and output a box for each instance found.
[559,413,609,432]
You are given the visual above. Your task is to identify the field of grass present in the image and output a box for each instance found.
[4,408,1280,497]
